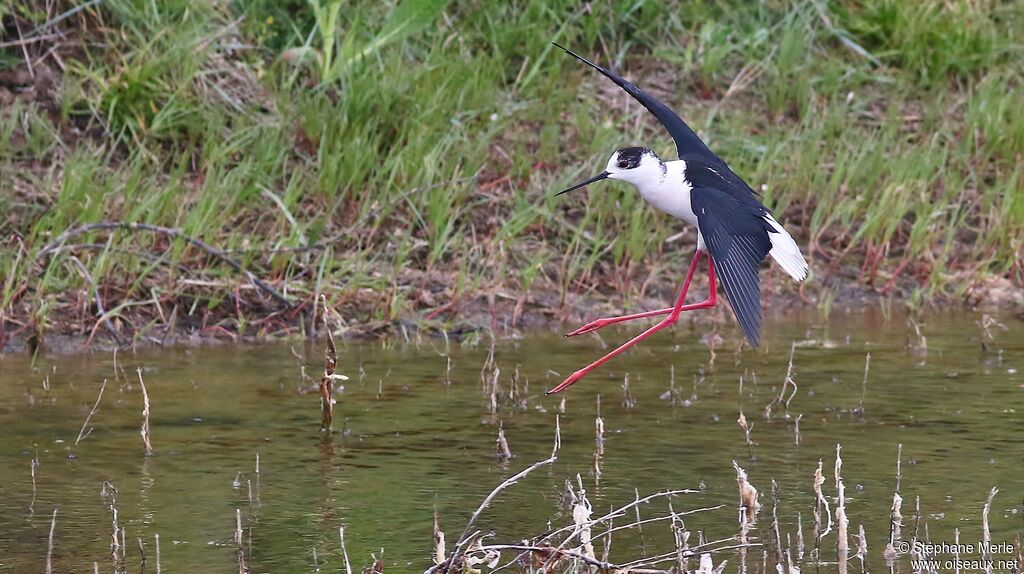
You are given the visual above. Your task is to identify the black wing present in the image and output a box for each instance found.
[554,42,723,167]
[683,154,761,201]
[691,186,773,346]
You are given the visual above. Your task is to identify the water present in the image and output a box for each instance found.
[0,310,1021,573]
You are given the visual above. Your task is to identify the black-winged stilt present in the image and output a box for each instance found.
[548,43,808,395]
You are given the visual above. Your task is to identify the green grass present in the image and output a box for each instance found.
[1,0,1022,341]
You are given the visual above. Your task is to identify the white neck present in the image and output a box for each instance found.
[616,160,696,226]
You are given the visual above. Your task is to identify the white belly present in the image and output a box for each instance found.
[636,160,698,226]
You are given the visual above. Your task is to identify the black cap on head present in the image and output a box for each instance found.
[614,146,652,170]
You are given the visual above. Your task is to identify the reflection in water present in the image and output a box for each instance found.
[594,395,604,484]
[0,311,1021,572]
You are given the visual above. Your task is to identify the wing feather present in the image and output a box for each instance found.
[691,187,772,346]
[554,43,724,166]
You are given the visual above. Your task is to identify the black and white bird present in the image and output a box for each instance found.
[548,43,808,394]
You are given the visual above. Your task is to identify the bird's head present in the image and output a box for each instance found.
[556,147,663,196]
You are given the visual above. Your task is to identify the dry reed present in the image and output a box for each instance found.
[733,460,760,524]
[136,537,146,567]
[339,526,354,574]
[418,421,752,573]
[71,379,106,456]
[797,512,805,560]
[835,445,848,574]
[977,314,1007,353]
[29,446,38,515]
[495,424,512,460]
[433,512,445,566]
[768,480,783,566]
[982,487,998,574]
[812,459,832,560]
[856,524,867,573]
[432,455,559,573]
[621,373,636,409]
[235,507,247,573]
[319,295,341,431]
[765,342,798,419]
[136,368,153,456]
[38,221,293,309]
[854,353,870,417]
[884,444,904,563]
[738,411,755,459]
[105,481,125,568]
[46,507,57,574]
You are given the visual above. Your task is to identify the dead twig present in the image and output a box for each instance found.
[339,527,353,574]
[12,13,34,79]
[813,459,833,557]
[738,411,755,459]
[42,243,190,272]
[29,447,39,515]
[46,508,57,574]
[884,445,904,563]
[28,0,104,36]
[433,512,446,566]
[71,379,107,456]
[542,488,699,544]
[0,33,63,49]
[479,543,615,571]
[136,369,153,456]
[319,296,341,432]
[496,424,512,460]
[38,221,292,308]
[982,487,998,574]
[235,508,247,573]
[853,353,870,417]
[764,343,798,418]
[836,445,848,574]
[428,428,561,574]
[68,256,126,347]
[447,456,558,563]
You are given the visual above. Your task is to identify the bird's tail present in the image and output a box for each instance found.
[765,215,808,281]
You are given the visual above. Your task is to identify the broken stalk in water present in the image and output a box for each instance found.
[318,295,347,432]
[136,369,153,456]
[71,379,107,457]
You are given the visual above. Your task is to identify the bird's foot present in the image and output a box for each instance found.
[566,308,675,337]
[546,369,589,395]
[565,317,616,337]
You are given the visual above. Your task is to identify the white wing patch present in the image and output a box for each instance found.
[765,214,808,281]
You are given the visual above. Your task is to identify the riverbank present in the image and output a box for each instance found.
[2,1,1022,352]
[2,270,1021,355]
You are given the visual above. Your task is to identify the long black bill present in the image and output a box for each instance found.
[555,171,609,196]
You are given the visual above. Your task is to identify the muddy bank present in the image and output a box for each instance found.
[3,270,1021,356]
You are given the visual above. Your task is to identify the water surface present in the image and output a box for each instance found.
[0,310,1021,572]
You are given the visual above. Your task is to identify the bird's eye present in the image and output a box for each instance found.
[618,161,629,169]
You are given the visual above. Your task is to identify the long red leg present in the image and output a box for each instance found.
[566,252,703,337]
[565,306,675,336]
[548,254,717,394]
